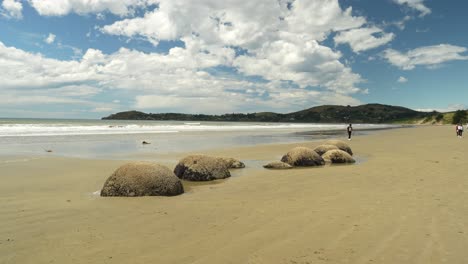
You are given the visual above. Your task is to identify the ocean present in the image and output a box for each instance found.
[0,118,399,159]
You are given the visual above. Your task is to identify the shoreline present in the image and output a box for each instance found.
[0,123,400,161]
[0,118,399,160]
[3,125,468,264]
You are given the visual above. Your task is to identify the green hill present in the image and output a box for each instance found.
[102,104,463,124]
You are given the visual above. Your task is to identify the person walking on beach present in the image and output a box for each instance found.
[347,124,353,140]
[457,123,464,138]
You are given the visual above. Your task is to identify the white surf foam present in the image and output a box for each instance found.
[0,122,396,137]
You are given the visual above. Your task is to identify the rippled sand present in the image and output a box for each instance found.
[2,126,468,264]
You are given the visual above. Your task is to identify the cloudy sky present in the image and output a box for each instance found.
[1,0,467,118]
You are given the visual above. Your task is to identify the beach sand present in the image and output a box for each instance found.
[2,125,468,264]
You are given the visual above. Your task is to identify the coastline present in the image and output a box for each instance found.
[3,125,468,263]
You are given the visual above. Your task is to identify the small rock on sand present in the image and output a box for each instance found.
[322,149,355,164]
[263,161,293,169]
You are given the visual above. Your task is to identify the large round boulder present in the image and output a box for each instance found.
[263,161,293,170]
[281,147,325,167]
[322,150,355,164]
[324,140,353,155]
[101,162,184,197]
[174,155,231,181]
[220,157,245,169]
[314,144,339,156]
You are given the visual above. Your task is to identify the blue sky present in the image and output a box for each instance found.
[0,0,467,118]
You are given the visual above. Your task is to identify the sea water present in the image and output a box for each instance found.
[0,118,399,159]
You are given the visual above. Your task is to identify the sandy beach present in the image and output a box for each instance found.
[2,125,468,264]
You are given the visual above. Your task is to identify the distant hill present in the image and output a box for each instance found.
[102,104,453,124]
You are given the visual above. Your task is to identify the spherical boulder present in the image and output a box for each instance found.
[322,149,355,164]
[101,162,184,197]
[174,155,231,181]
[324,140,353,155]
[220,157,245,169]
[263,161,293,169]
[314,144,339,156]
[281,147,325,167]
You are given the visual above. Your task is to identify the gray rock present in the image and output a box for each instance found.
[263,161,293,169]
[324,140,353,156]
[314,144,339,156]
[220,157,245,168]
[101,162,184,197]
[322,149,355,164]
[281,147,325,167]
[174,155,231,181]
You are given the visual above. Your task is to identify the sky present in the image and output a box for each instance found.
[0,0,467,118]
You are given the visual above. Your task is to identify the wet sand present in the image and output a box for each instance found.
[2,125,468,263]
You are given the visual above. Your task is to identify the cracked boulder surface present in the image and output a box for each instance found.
[174,155,231,181]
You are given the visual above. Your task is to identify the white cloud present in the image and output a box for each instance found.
[383,44,468,70]
[416,104,467,113]
[29,0,155,17]
[51,85,102,97]
[393,0,431,17]
[334,27,395,53]
[101,0,366,47]
[44,33,56,44]
[397,76,408,83]
[100,0,367,95]
[283,0,365,41]
[393,16,412,30]
[92,107,114,112]
[0,40,363,114]
[233,38,362,94]
[1,0,23,19]
[1,0,378,114]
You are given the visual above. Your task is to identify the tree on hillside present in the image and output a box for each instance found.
[452,110,467,124]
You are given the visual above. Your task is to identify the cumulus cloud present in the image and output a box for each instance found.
[100,0,367,95]
[101,0,366,47]
[397,76,408,83]
[2,0,375,113]
[29,0,155,17]
[393,0,431,17]
[383,44,468,70]
[0,40,362,114]
[233,39,362,93]
[1,0,23,19]
[44,33,56,44]
[334,27,395,53]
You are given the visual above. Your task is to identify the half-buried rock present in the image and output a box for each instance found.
[101,162,184,197]
[263,161,293,170]
[281,147,325,167]
[220,157,245,169]
[324,140,353,156]
[314,144,339,156]
[322,149,355,164]
[174,155,231,181]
